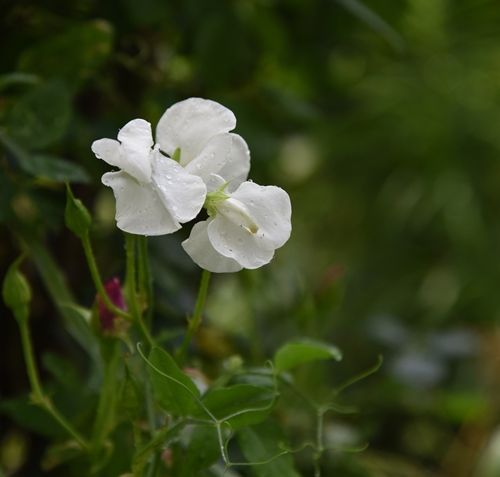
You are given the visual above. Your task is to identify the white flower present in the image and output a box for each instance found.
[156,98,250,191]
[92,98,251,236]
[92,119,207,235]
[182,176,292,273]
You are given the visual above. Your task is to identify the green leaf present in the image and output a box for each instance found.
[118,365,143,420]
[132,423,184,476]
[5,80,71,150]
[274,340,342,373]
[41,440,82,471]
[2,255,31,323]
[199,384,277,429]
[18,20,113,88]
[147,347,201,416]
[65,184,91,239]
[23,154,89,183]
[173,425,220,477]
[238,422,301,477]
[0,397,63,438]
[0,131,86,183]
[336,0,405,52]
[20,236,99,361]
[0,72,39,91]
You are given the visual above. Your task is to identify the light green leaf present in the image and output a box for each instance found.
[274,339,342,373]
[0,72,39,91]
[147,347,201,416]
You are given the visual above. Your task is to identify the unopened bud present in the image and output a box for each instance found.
[65,184,91,239]
[2,256,31,323]
[97,277,128,335]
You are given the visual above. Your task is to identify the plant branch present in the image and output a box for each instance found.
[177,270,211,363]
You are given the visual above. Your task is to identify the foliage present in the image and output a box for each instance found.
[2,0,500,476]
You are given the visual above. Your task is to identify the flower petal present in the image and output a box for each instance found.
[156,98,236,166]
[118,119,153,183]
[232,182,292,248]
[185,133,250,191]
[118,118,154,151]
[102,171,180,235]
[207,215,275,269]
[92,138,121,167]
[92,119,153,183]
[151,148,206,223]
[182,220,242,273]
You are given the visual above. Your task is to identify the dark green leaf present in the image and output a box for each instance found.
[18,20,113,88]
[174,425,220,477]
[5,80,71,150]
[132,422,184,476]
[147,347,201,416]
[336,0,405,52]
[238,422,301,477]
[23,154,89,183]
[199,384,277,429]
[42,440,83,471]
[274,340,342,373]
[0,398,64,438]
[21,237,99,361]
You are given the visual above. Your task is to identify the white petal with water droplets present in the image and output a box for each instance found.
[232,182,292,248]
[151,148,206,223]
[207,215,275,269]
[92,119,153,183]
[156,98,236,166]
[185,133,250,191]
[205,173,226,192]
[182,220,243,273]
[102,171,180,235]
[92,138,122,168]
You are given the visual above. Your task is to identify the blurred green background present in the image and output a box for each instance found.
[2,0,500,475]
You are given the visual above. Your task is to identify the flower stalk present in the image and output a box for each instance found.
[126,233,154,346]
[19,318,89,450]
[81,233,131,320]
[177,269,211,363]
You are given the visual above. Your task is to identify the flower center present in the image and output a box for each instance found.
[204,189,259,235]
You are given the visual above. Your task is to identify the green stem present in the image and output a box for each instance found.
[177,270,211,363]
[91,341,121,450]
[19,320,89,450]
[125,234,153,346]
[314,408,325,477]
[19,319,43,398]
[81,233,130,320]
[137,236,154,325]
[145,380,160,477]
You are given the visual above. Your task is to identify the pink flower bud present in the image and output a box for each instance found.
[97,277,127,333]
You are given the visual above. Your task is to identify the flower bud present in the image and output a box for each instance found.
[2,256,32,323]
[65,184,91,239]
[97,277,128,335]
